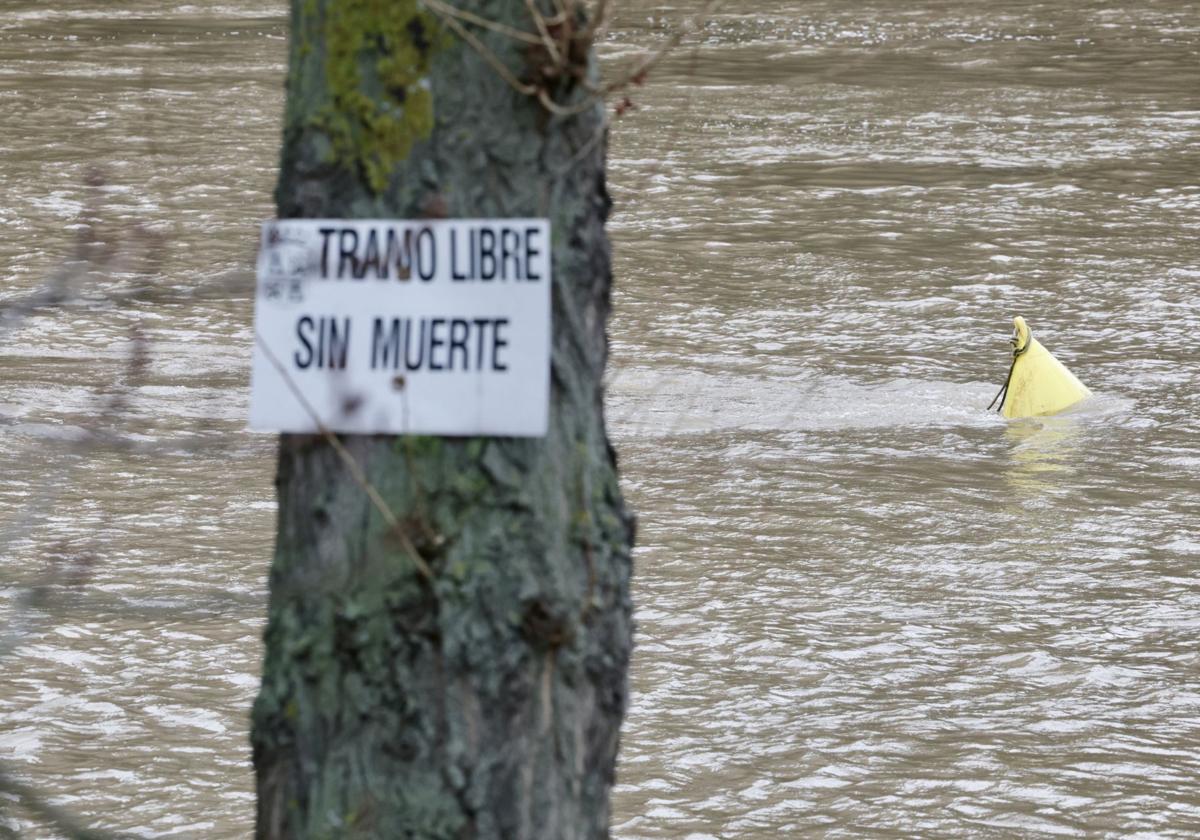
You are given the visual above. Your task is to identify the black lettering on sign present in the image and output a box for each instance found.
[473,317,490,369]
[525,226,542,281]
[316,314,325,365]
[372,317,401,369]
[338,229,359,279]
[478,228,496,280]
[448,318,469,370]
[450,225,545,281]
[295,316,351,369]
[295,316,352,369]
[404,319,426,371]
[327,317,351,368]
[371,317,516,373]
[428,318,446,370]
[492,318,509,371]
[360,229,382,278]
[318,229,336,277]
[384,228,413,280]
[288,223,538,282]
[500,227,520,280]
[450,228,467,281]
[295,315,315,369]
[416,227,436,281]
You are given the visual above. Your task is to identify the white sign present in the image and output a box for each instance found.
[249,218,551,437]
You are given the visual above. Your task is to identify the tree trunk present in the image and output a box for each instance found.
[250,2,633,838]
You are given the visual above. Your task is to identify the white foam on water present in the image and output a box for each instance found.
[608,365,1133,438]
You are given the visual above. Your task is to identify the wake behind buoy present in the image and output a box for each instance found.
[989,316,1091,418]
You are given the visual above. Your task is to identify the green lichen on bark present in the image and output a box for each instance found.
[256,2,629,838]
[313,0,444,194]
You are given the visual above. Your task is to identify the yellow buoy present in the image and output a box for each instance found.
[989,316,1091,418]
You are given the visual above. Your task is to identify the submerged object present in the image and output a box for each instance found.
[989,316,1091,418]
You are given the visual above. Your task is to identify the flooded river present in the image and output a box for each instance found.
[2,1,1199,836]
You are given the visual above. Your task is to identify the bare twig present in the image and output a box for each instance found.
[554,116,608,176]
[425,0,722,118]
[0,767,128,840]
[253,334,435,583]
[1,268,252,339]
[525,0,562,65]
[425,2,537,96]
[0,131,239,840]
[579,0,612,43]
[422,0,543,45]
[545,0,723,117]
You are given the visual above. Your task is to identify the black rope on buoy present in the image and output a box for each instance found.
[987,326,1032,413]
[987,362,1015,412]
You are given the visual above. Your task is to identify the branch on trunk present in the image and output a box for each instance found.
[424,0,723,118]
[253,334,435,584]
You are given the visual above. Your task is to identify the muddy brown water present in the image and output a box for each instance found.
[2,2,1199,837]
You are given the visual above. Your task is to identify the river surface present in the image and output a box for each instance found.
[2,2,1199,837]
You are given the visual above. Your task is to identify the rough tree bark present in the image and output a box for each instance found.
[250,2,633,839]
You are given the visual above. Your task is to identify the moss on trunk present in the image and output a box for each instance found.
[251,2,632,838]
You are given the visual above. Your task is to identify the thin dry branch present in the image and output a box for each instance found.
[425,2,537,96]
[0,268,252,340]
[578,0,613,44]
[0,768,127,840]
[547,0,723,116]
[553,117,608,177]
[253,334,435,584]
[423,0,543,45]
[425,0,723,119]
[525,0,562,65]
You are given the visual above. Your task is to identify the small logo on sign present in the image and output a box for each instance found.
[260,225,311,304]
